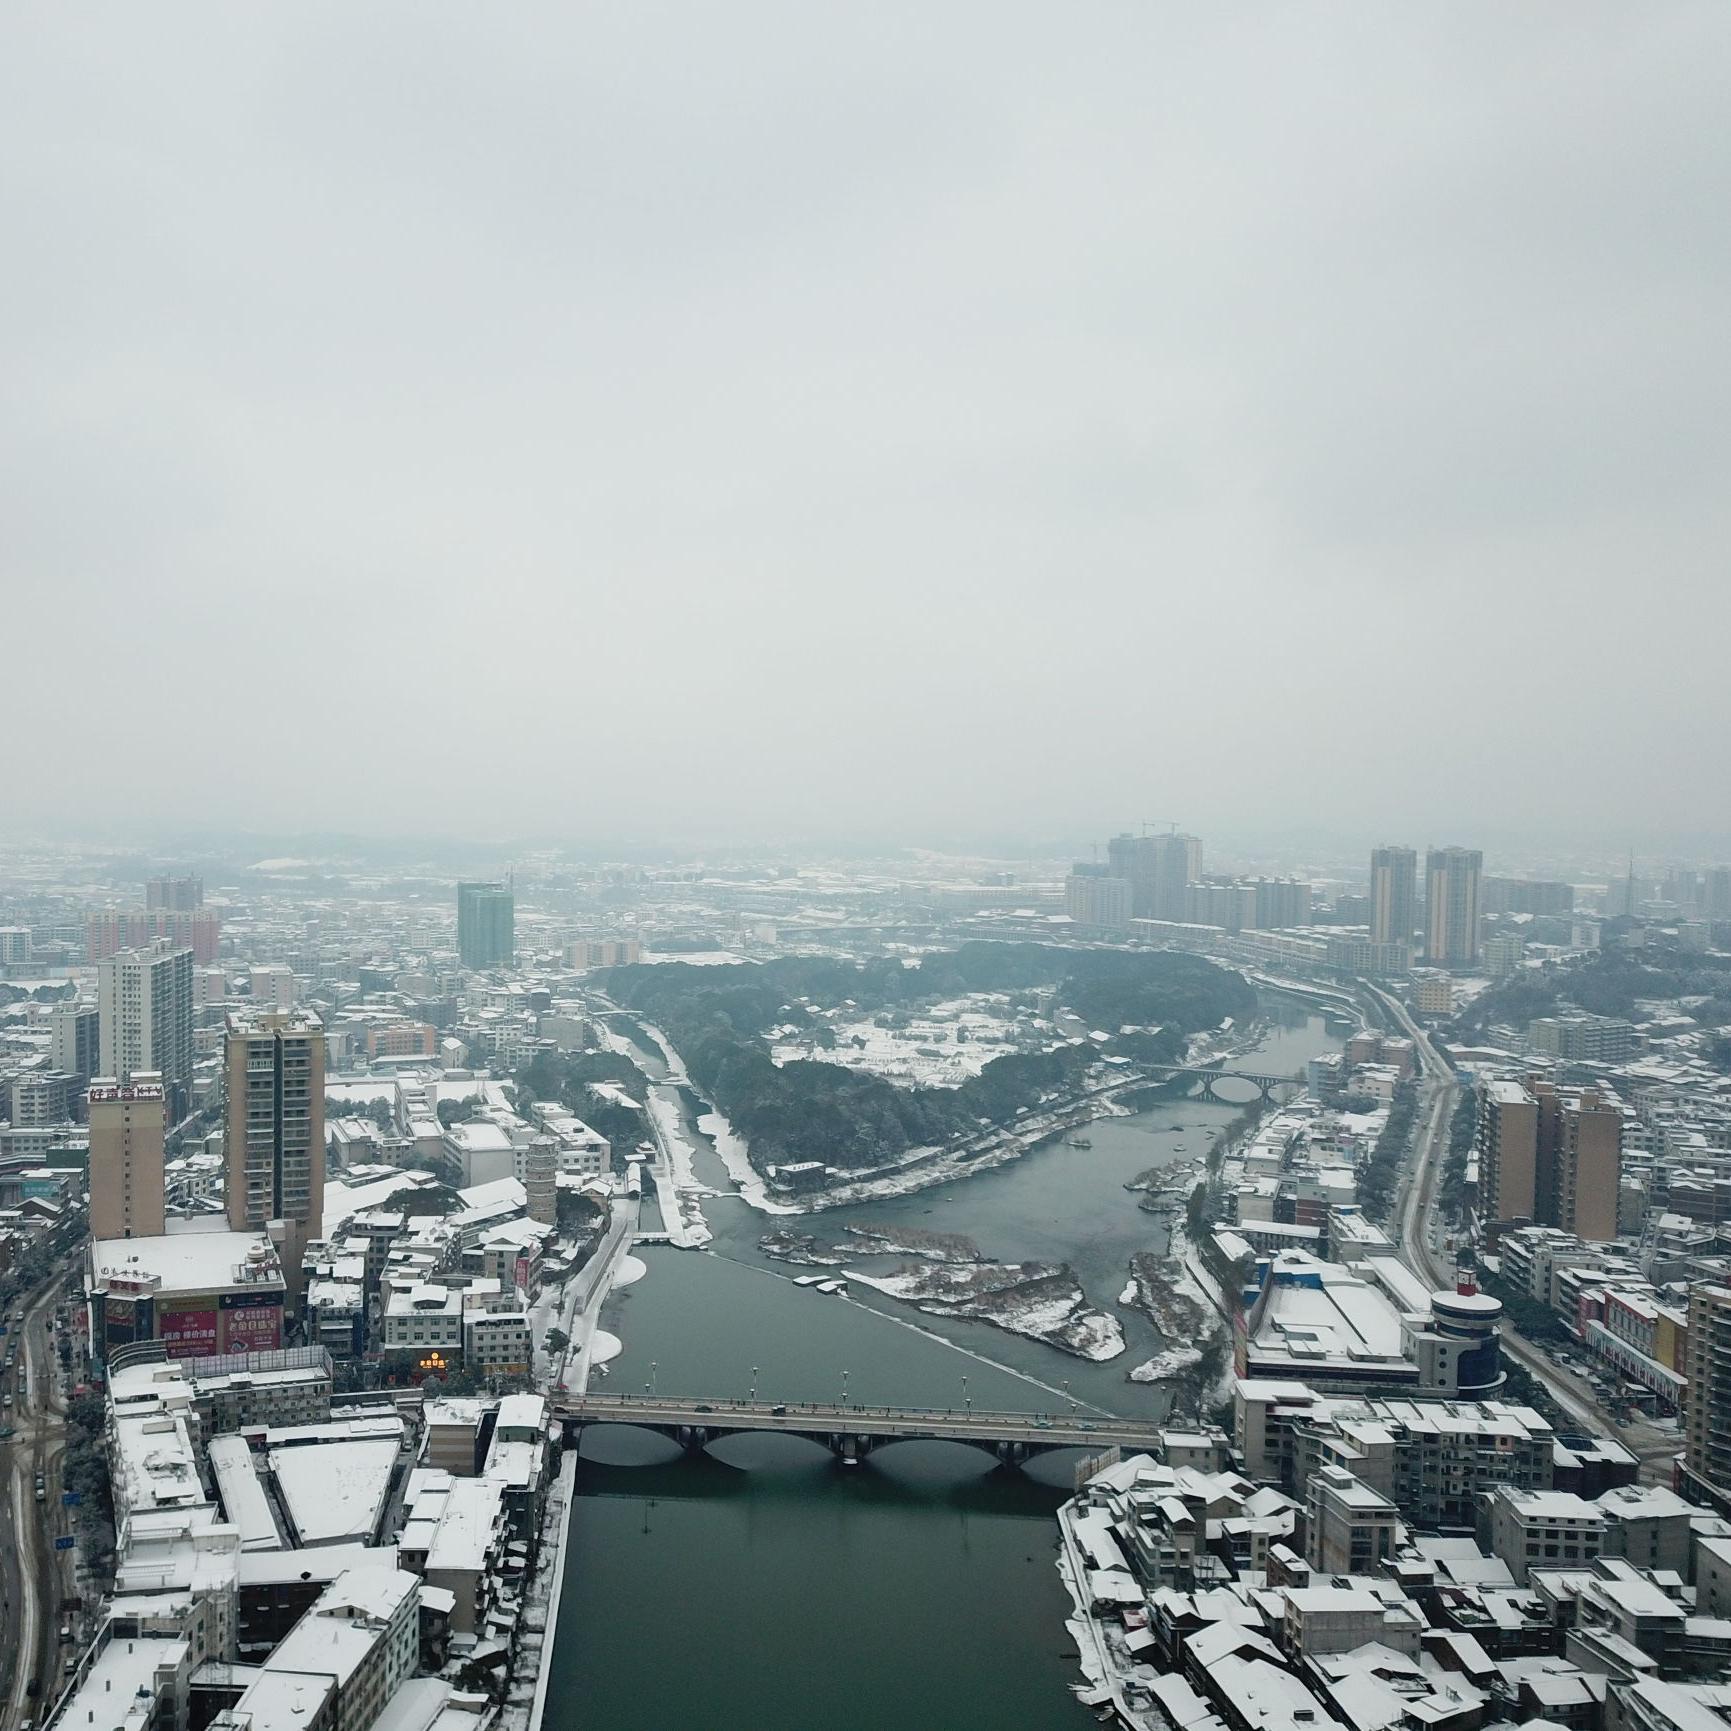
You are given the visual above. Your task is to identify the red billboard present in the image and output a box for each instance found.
[159,1307,219,1359]
[222,1301,283,1355]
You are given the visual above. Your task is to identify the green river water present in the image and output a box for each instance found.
[543,998,1345,1730]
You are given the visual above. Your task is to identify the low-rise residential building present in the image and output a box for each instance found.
[1237,1382,1559,1529]
[462,1308,531,1383]
[523,1102,611,1178]
[1478,1486,1607,1584]
[1305,1465,1400,1576]
[187,1346,335,1433]
[211,1567,421,1731]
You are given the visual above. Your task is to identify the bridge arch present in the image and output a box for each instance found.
[560,1415,1091,1469]
[553,1396,1162,1471]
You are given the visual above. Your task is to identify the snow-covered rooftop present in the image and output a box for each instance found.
[92,1223,284,1296]
[268,1435,401,1546]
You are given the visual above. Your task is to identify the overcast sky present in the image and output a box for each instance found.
[4,4,1728,853]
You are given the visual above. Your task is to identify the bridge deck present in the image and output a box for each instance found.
[1141,1063,1298,1085]
[552,1394,1162,1452]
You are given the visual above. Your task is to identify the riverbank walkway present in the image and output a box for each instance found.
[549,1392,1165,1464]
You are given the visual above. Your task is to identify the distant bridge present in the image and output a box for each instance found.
[550,1393,1165,1466]
[1135,1064,1303,1103]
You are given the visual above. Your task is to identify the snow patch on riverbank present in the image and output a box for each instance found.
[1129,1346,1203,1383]
[614,1254,647,1287]
[643,1091,715,1248]
[589,1330,623,1366]
[697,1109,800,1215]
[637,1020,692,1085]
[595,1021,642,1062]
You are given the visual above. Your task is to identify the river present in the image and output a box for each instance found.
[543,993,1346,1731]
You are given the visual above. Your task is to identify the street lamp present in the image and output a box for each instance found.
[841,1369,850,1408]
[750,1365,759,1402]
[962,1373,970,1413]
[650,1360,658,1397]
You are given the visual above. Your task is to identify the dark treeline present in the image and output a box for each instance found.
[598,944,1256,1173]
[1452,940,1731,1071]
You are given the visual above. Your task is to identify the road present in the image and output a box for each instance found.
[1368,982,1680,1482]
[552,1200,640,1394]
[551,1391,1164,1452]
[1,1270,77,1731]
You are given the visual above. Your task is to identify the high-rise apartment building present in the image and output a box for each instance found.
[1425,847,1483,966]
[146,875,204,911]
[1540,1080,1622,1242]
[1185,879,1257,933]
[1150,834,1192,922]
[1181,834,1204,885]
[1684,1283,1731,1509]
[1476,1074,1622,1240]
[87,908,222,965]
[1477,1077,1540,1227]
[99,942,194,1093]
[1369,846,1417,947]
[1106,834,1155,919]
[457,881,515,970]
[1108,833,1193,922]
[1242,877,1313,931]
[51,1002,101,1082]
[1481,877,1574,918]
[1707,869,1731,922]
[1065,868,1132,930]
[88,1075,167,1240]
[225,1009,326,1287]
[249,964,298,1009]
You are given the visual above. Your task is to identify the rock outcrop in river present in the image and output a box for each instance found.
[845,1259,1125,1361]
[837,1225,983,1263]
[758,1229,849,1267]
[761,1223,986,1267]
[1121,1248,1209,1342]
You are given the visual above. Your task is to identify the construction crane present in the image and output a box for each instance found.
[1139,820,1179,836]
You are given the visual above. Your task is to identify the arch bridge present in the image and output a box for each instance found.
[550,1393,1165,1467]
[1138,1065,1302,1102]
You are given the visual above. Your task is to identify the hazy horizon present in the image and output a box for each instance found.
[3,817,1723,889]
[5,5,1728,844]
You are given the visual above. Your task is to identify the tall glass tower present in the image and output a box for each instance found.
[457,879,515,969]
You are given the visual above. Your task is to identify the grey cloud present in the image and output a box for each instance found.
[2,2,1728,848]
